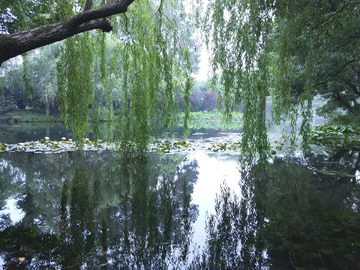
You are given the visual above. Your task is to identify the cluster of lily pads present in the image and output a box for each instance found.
[270,140,285,155]
[0,136,291,155]
[0,137,117,154]
[151,140,193,153]
[207,141,241,152]
[0,137,193,154]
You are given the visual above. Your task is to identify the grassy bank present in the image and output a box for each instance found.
[179,111,242,122]
[178,111,243,130]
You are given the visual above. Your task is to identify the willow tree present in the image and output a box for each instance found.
[202,0,360,159]
[202,0,273,161]
[1,0,193,149]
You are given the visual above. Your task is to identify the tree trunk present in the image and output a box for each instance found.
[0,0,135,66]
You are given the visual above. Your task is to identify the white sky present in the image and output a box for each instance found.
[194,46,210,81]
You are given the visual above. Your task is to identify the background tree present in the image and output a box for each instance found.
[0,44,59,114]
[270,0,360,125]
[178,80,218,112]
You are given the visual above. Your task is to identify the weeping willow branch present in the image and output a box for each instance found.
[18,0,37,24]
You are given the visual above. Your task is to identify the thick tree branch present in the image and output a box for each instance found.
[344,79,360,97]
[0,0,135,66]
[66,0,133,29]
[332,91,357,113]
[315,59,356,87]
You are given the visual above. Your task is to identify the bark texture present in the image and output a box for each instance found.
[0,0,135,66]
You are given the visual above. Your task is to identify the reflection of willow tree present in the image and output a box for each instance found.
[85,154,199,269]
[58,155,97,268]
[0,152,74,230]
[0,151,199,269]
[195,147,360,269]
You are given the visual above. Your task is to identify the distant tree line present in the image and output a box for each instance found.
[177,80,218,112]
[0,41,218,116]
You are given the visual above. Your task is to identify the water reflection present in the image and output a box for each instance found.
[196,145,360,269]
[1,144,360,269]
[0,122,240,144]
[0,152,199,269]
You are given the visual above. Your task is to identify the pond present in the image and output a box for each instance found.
[0,123,360,269]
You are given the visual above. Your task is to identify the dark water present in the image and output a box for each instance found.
[0,123,72,144]
[0,122,240,144]
[0,125,359,269]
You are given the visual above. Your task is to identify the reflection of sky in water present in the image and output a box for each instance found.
[190,152,241,246]
[0,195,26,227]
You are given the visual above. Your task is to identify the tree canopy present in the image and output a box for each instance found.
[203,0,360,158]
[1,0,359,156]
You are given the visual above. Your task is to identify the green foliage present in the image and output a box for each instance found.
[202,0,274,161]
[310,125,360,146]
[58,32,95,148]
[0,0,57,33]
[4,0,360,157]
[184,111,241,122]
[1,0,196,151]
[49,0,195,150]
[8,115,21,124]
[0,109,62,123]
[201,0,360,158]
[269,0,360,143]
[0,44,59,112]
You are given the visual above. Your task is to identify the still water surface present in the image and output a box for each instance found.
[0,123,359,269]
